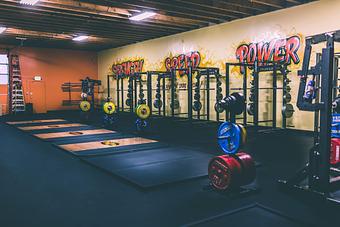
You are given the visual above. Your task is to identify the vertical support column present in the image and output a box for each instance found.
[107,75,110,99]
[272,65,277,128]
[282,67,287,129]
[188,67,193,121]
[162,74,166,117]
[314,40,333,192]
[147,72,152,114]
[207,70,210,121]
[226,63,230,122]
[253,62,259,127]
[243,67,247,126]
[121,76,124,112]
[314,53,322,144]
[133,75,137,111]
[171,69,175,118]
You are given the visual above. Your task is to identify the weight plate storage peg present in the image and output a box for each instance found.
[282,104,294,118]
[136,104,151,120]
[103,102,116,115]
[80,100,91,112]
[217,122,242,154]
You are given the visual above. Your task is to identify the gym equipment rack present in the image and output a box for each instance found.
[225,61,291,129]
[279,30,340,205]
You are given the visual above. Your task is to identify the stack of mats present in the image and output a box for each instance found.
[6,118,212,189]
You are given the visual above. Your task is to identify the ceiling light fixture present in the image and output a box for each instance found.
[20,0,40,5]
[0,27,6,34]
[129,12,156,21]
[72,35,89,42]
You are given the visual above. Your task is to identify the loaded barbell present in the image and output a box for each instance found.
[208,152,256,191]
[215,92,245,115]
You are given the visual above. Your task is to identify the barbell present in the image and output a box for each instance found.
[215,92,245,115]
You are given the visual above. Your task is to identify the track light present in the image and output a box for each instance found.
[0,27,6,34]
[129,12,156,21]
[20,0,40,5]
[72,35,89,42]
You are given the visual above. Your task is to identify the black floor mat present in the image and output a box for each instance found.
[82,147,212,188]
[185,203,308,227]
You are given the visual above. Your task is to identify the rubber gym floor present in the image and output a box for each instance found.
[0,111,339,227]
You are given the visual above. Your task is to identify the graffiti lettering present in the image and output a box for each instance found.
[164,51,201,76]
[236,36,301,65]
[112,59,144,76]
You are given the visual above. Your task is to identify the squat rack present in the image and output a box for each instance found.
[225,61,291,129]
[279,30,340,204]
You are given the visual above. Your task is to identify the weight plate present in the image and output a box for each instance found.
[208,155,242,191]
[193,101,202,111]
[138,99,146,105]
[217,81,222,86]
[247,103,254,115]
[217,87,222,93]
[155,93,161,99]
[153,99,163,109]
[170,100,180,109]
[125,99,132,106]
[234,152,256,185]
[79,100,91,112]
[103,102,116,115]
[230,92,245,115]
[249,94,255,102]
[194,93,200,100]
[237,124,247,147]
[139,93,145,99]
[127,93,132,98]
[135,118,147,131]
[194,88,200,93]
[80,92,87,99]
[283,93,291,103]
[136,104,151,119]
[217,122,242,154]
[214,102,224,113]
[286,85,291,92]
[217,94,223,101]
[282,104,294,118]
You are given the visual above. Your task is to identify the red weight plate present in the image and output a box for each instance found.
[234,152,256,185]
[208,155,242,191]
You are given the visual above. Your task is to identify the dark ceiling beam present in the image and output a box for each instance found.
[250,0,285,9]
[0,1,190,32]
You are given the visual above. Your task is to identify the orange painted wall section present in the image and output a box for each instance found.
[11,47,98,112]
[0,84,8,115]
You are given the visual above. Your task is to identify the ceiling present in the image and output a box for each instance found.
[0,0,315,51]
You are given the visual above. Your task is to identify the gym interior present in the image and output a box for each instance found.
[1,0,340,226]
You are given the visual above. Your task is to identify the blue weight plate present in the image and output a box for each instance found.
[217,122,241,154]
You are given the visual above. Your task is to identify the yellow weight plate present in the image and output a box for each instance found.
[80,101,91,112]
[103,102,116,115]
[101,140,120,146]
[238,124,247,146]
[136,104,151,120]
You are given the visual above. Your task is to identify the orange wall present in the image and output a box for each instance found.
[0,85,8,115]
[8,47,98,113]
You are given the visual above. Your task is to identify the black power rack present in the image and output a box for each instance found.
[279,30,340,205]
